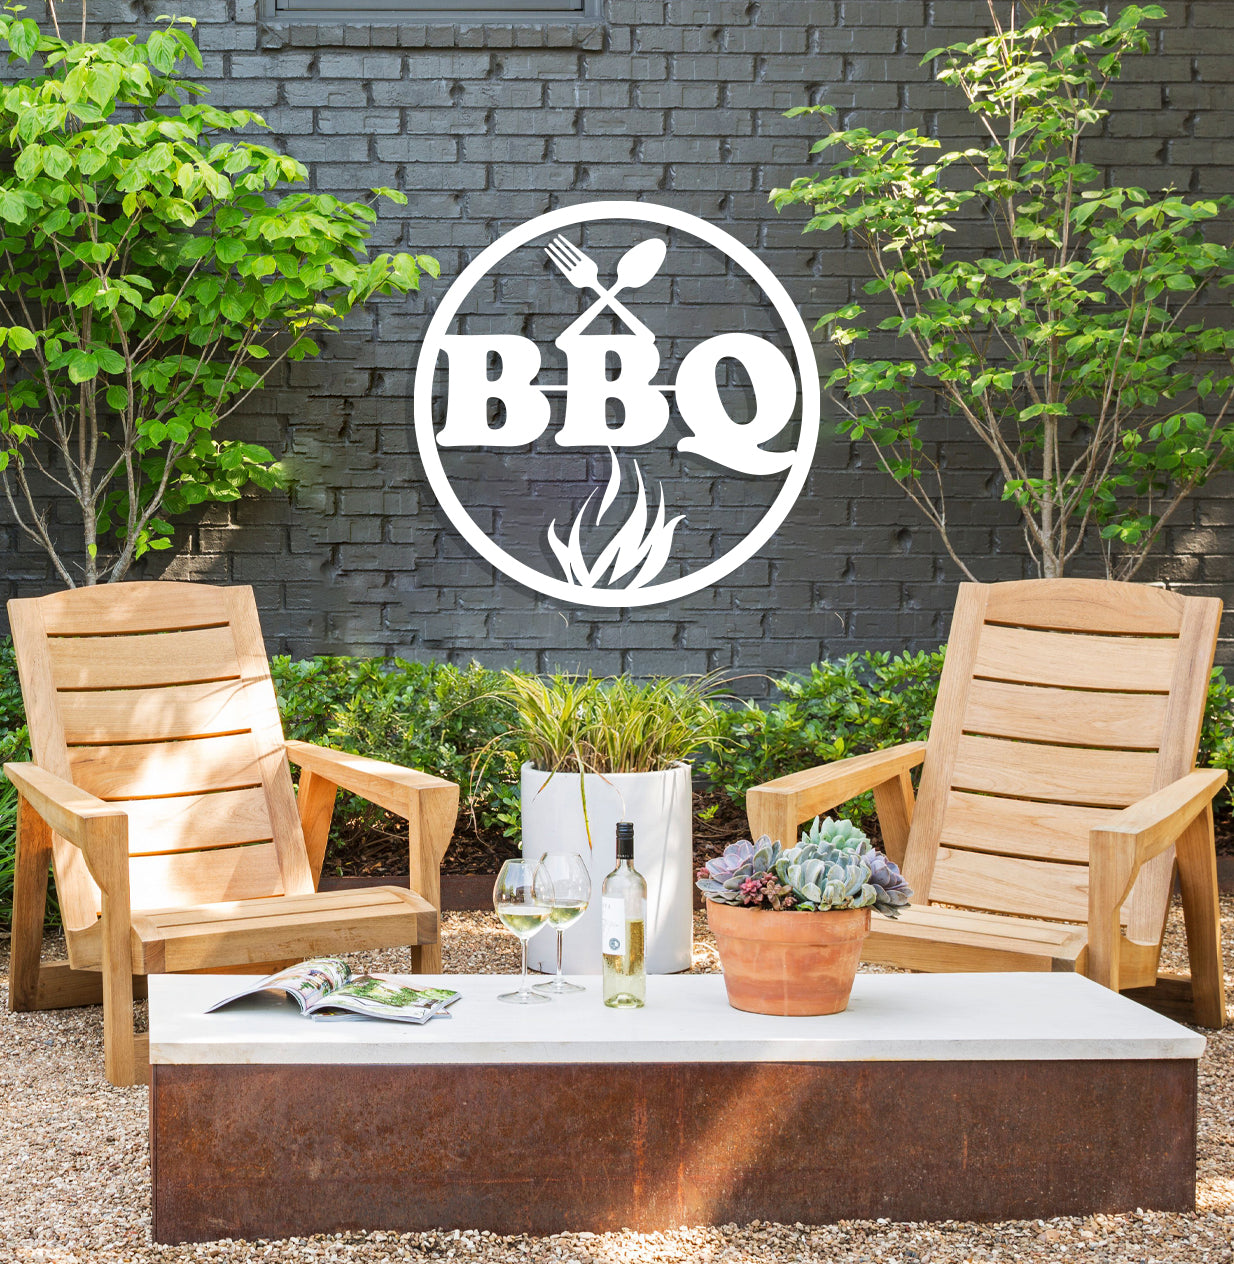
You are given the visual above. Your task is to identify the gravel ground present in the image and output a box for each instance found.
[0,899,1231,1264]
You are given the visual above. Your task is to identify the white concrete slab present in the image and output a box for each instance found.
[148,972,1206,1066]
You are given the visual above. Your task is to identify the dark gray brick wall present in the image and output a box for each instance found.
[3,0,1234,681]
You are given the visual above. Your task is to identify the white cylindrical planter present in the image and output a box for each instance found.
[521,761,693,975]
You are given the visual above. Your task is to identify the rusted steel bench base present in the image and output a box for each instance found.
[150,1057,1196,1244]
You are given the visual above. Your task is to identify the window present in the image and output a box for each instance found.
[265,0,598,17]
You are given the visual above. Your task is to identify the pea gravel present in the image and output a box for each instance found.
[1,898,1231,1264]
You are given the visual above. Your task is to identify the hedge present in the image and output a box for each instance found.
[2,637,1232,930]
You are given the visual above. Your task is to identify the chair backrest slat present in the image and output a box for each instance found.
[950,734,1159,808]
[58,679,262,745]
[67,732,264,801]
[929,846,1112,925]
[972,624,1178,692]
[962,679,1169,750]
[8,582,315,919]
[121,787,274,856]
[127,844,286,912]
[46,625,240,689]
[902,579,1221,938]
[941,791,1116,865]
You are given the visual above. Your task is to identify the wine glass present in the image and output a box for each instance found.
[532,852,591,995]
[493,858,554,1005]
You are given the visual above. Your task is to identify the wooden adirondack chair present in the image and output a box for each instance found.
[746,578,1228,1028]
[3,582,460,1086]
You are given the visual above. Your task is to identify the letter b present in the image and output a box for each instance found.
[555,336,669,449]
[435,335,550,447]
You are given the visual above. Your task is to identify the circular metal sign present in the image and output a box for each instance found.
[413,200,819,608]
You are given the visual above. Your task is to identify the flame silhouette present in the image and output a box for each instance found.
[547,449,685,590]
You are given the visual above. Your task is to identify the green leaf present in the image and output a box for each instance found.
[67,351,99,384]
[7,18,40,61]
[95,347,127,375]
[0,190,30,224]
[215,238,247,266]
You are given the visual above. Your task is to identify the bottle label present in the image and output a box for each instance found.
[602,896,626,956]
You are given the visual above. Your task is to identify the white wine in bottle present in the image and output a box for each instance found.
[601,821,647,1009]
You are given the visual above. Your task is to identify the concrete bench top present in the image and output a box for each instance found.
[148,971,1206,1066]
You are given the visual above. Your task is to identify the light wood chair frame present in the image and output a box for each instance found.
[747,579,1227,1029]
[4,583,459,1085]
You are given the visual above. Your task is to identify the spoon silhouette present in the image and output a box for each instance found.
[614,237,667,290]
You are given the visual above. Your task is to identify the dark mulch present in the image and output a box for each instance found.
[1216,810,1234,856]
[324,789,1229,879]
[323,790,895,880]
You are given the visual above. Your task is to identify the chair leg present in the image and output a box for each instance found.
[1175,805,1227,1029]
[8,794,52,1012]
[99,894,139,1087]
[411,784,456,977]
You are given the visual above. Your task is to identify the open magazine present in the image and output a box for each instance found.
[206,957,460,1024]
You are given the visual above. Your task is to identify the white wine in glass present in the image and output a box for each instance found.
[493,858,553,1005]
[533,852,591,995]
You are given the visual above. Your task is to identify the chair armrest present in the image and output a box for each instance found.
[1086,767,1227,991]
[2,761,130,898]
[746,741,927,850]
[3,761,128,854]
[285,740,456,823]
[1091,768,1227,886]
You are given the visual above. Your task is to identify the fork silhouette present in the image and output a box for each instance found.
[544,236,655,341]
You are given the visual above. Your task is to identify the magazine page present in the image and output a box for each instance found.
[305,976,461,1025]
[205,957,354,1014]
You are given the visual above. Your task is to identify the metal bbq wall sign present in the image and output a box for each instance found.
[413,202,820,608]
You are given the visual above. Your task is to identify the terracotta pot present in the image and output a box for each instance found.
[706,901,871,1016]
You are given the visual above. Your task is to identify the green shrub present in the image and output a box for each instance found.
[270,655,524,843]
[1201,667,1234,790]
[700,649,944,811]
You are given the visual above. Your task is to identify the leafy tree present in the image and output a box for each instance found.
[0,8,438,584]
[772,1,1234,580]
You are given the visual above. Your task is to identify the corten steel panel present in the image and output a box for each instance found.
[151,1059,1196,1245]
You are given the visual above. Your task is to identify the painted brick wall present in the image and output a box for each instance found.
[3,0,1234,680]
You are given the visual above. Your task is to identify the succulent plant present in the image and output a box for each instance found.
[799,814,869,853]
[695,816,912,917]
[861,848,913,918]
[781,816,913,918]
[775,848,878,913]
[695,836,783,905]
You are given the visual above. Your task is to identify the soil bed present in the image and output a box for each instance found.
[324,790,764,879]
[325,790,1230,881]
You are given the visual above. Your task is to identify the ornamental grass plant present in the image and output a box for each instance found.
[495,670,730,776]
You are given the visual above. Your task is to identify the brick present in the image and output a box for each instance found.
[317,52,403,78]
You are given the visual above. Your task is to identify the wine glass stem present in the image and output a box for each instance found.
[520,935,529,996]
[556,929,565,982]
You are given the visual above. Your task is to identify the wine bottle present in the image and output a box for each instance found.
[601,821,647,1009]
